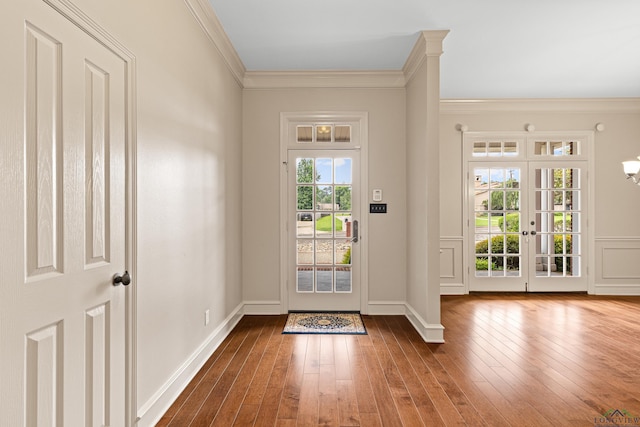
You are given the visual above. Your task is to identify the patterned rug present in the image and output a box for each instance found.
[283,312,367,335]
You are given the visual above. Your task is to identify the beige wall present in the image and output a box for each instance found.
[404,38,445,342]
[440,99,640,294]
[6,1,639,424]
[242,88,407,307]
[69,0,244,422]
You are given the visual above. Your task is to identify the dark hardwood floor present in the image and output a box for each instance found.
[156,294,640,426]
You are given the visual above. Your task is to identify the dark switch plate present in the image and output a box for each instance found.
[370,203,387,213]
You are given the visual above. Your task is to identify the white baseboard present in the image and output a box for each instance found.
[593,284,640,295]
[441,283,466,295]
[243,300,282,315]
[137,303,244,427]
[367,300,406,315]
[404,304,445,343]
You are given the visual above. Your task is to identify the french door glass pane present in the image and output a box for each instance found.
[533,167,581,278]
[473,166,522,277]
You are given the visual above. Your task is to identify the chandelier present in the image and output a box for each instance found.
[622,156,640,185]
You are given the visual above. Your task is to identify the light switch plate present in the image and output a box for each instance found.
[370,203,387,213]
[372,189,382,202]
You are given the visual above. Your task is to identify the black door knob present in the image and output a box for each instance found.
[530,231,537,236]
[113,271,131,286]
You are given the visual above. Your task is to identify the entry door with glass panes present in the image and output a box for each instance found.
[468,136,588,292]
[288,150,360,310]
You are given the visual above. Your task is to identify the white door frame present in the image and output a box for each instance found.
[43,1,138,424]
[280,112,369,313]
[463,131,595,294]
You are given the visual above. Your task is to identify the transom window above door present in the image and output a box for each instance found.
[466,133,589,162]
[296,125,351,144]
[472,140,519,157]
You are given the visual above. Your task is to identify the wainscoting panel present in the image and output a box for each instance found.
[594,238,640,295]
[440,237,465,295]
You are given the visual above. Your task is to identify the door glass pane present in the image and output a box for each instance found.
[296,158,314,183]
[337,242,351,265]
[295,154,354,294]
[315,213,334,238]
[316,240,333,264]
[316,186,333,210]
[297,267,313,292]
[297,240,313,264]
[315,158,332,184]
[316,268,333,292]
[335,158,352,184]
[335,214,349,238]
[335,186,351,212]
[533,167,581,278]
[473,166,522,278]
[335,267,351,292]
[297,186,313,210]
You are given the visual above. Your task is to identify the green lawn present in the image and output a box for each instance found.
[316,215,343,232]
[475,214,501,227]
[475,212,571,229]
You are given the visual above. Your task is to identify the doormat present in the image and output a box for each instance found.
[283,312,367,335]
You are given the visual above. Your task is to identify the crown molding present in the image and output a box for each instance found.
[243,70,406,89]
[183,0,246,86]
[403,30,449,84]
[440,98,640,113]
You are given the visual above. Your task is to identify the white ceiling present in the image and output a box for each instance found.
[208,0,640,99]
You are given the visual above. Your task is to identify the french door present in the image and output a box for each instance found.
[468,161,587,292]
[287,150,361,310]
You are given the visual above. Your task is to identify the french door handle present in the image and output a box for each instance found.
[530,230,537,236]
[522,231,528,236]
[349,220,359,243]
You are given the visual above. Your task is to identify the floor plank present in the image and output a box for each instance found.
[156,294,640,426]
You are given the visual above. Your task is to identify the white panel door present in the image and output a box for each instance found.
[0,2,129,426]
[288,150,361,311]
